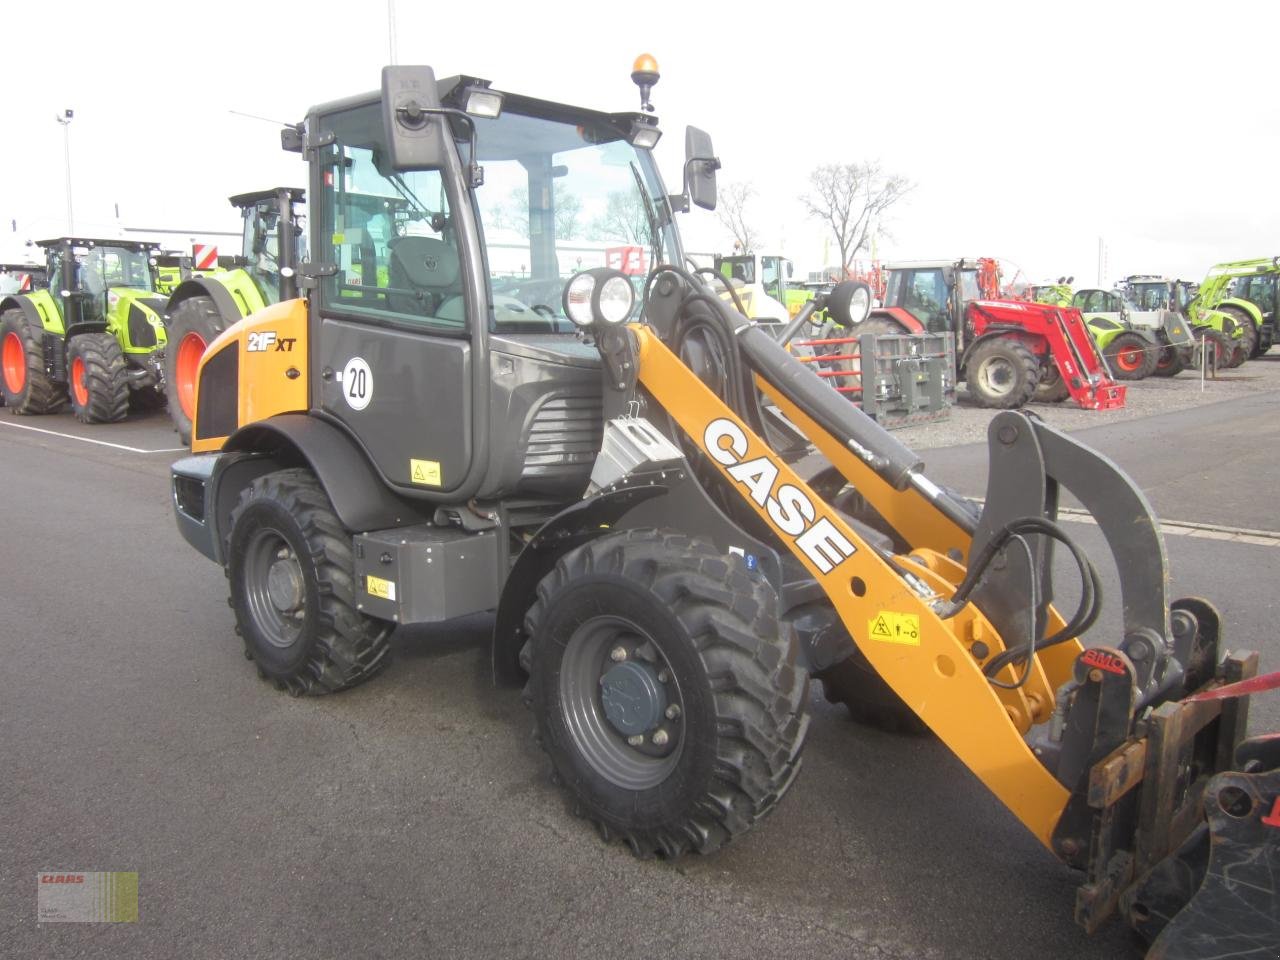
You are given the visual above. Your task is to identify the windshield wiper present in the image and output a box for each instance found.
[387,173,435,223]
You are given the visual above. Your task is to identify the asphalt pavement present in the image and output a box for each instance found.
[1,392,1277,959]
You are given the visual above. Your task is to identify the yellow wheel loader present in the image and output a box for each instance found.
[169,60,1279,957]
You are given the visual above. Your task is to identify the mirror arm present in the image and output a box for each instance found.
[669,154,721,214]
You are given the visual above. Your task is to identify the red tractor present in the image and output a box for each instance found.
[863,258,1125,409]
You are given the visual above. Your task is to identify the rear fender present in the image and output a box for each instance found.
[1215,296,1263,330]
[869,306,925,334]
[166,271,260,326]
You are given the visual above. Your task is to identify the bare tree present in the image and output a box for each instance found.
[716,181,759,254]
[800,162,912,272]
[493,186,582,240]
[589,190,650,245]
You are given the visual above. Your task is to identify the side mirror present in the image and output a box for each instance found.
[280,124,304,154]
[684,126,720,211]
[381,65,448,171]
[825,281,873,327]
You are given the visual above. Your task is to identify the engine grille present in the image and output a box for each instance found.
[523,393,603,477]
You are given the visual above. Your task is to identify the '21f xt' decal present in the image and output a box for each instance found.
[246,331,296,352]
[703,418,856,574]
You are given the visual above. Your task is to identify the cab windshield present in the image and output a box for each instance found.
[473,106,679,330]
[79,246,154,294]
[314,99,678,334]
[1129,283,1170,311]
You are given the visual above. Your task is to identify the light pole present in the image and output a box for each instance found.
[56,109,74,234]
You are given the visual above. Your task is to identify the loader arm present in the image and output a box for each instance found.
[629,268,1276,951]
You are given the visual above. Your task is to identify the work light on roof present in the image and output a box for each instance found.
[463,87,504,119]
[628,123,662,150]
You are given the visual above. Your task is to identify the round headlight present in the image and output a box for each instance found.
[564,272,596,327]
[597,275,635,324]
[825,280,873,327]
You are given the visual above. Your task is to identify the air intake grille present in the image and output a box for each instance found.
[523,393,603,476]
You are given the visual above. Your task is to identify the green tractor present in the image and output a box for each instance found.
[1122,275,1244,369]
[1190,257,1278,359]
[1026,277,1073,307]
[1071,287,1196,378]
[154,252,221,296]
[713,253,809,322]
[163,187,304,443]
[1,238,168,421]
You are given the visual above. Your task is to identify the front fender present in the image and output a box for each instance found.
[490,485,669,686]
[224,414,428,533]
[1,291,64,335]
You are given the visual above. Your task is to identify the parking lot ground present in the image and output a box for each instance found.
[1,382,1277,959]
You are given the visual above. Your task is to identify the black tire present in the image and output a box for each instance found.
[226,468,393,696]
[521,529,809,858]
[1032,361,1070,402]
[1104,332,1157,380]
[814,650,928,735]
[1,308,62,414]
[1226,335,1248,369]
[964,336,1039,408]
[1196,329,1233,371]
[164,295,232,444]
[67,333,129,423]
[1153,345,1185,377]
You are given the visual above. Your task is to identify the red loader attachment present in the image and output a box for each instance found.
[968,300,1126,410]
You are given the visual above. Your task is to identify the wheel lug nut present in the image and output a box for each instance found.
[277,547,290,560]
[657,669,670,682]
[651,729,669,746]
[626,734,644,747]
[665,704,681,720]
[610,646,628,662]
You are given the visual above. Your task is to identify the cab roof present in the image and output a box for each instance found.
[36,237,160,252]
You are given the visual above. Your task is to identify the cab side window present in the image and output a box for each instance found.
[319,142,466,333]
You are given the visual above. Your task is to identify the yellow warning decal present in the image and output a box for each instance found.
[410,459,441,486]
[366,575,396,601]
[869,611,921,646]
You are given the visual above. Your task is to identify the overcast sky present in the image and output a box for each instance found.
[3,0,1277,288]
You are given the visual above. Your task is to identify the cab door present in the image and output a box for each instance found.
[311,108,475,496]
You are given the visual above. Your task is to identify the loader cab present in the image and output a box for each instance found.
[301,75,685,502]
[1229,273,1277,325]
[230,187,305,305]
[882,262,962,334]
[713,253,795,321]
[1073,289,1124,315]
[38,237,159,331]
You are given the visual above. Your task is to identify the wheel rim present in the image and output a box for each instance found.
[70,356,89,407]
[976,356,1016,397]
[175,332,206,419]
[559,614,685,790]
[241,527,306,649]
[2,331,24,394]
[1114,345,1144,372]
